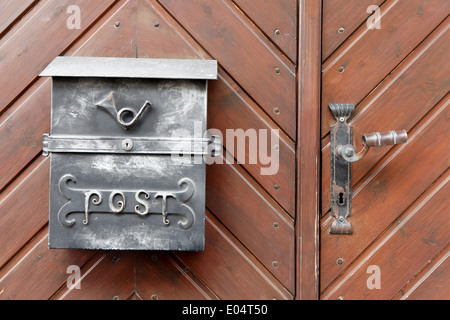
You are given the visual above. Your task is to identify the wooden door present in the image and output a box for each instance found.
[320,0,450,300]
[0,0,316,300]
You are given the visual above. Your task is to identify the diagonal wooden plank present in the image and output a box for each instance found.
[0,0,38,38]
[207,151,295,293]
[394,247,449,300]
[0,228,95,300]
[136,252,219,300]
[55,251,135,300]
[0,157,49,268]
[322,0,385,61]
[72,0,137,58]
[322,171,449,300]
[209,70,296,215]
[0,78,51,192]
[0,0,117,114]
[320,97,450,291]
[321,19,450,215]
[159,0,297,140]
[233,0,297,63]
[321,0,450,137]
[136,0,206,59]
[175,210,293,299]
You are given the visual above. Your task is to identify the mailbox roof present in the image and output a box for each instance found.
[40,56,217,80]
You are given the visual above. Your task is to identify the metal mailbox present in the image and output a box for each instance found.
[40,57,218,251]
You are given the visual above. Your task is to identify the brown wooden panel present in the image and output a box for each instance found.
[56,251,135,300]
[320,98,449,291]
[0,229,94,300]
[321,20,450,214]
[321,0,450,137]
[0,0,37,37]
[136,252,219,300]
[233,0,297,62]
[159,0,297,140]
[137,0,208,59]
[0,0,117,114]
[209,70,296,215]
[0,79,50,191]
[207,152,295,293]
[296,0,321,300]
[176,211,293,299]
[395,248,449,300]
[322,172,449,300]
[322,0,385,61]
[0,158,49,268]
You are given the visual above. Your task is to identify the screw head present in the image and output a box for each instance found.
[273,222,279,229]
[336,258,344,266]
[274,29,281,36]
[272,261,280,268]
[338,27,345,34]
[273,107,280,115]
[114,21,120,28]
[338,66,345,73]
[345,149,354,157]
[274,67,281,75]
[274,184,280,191]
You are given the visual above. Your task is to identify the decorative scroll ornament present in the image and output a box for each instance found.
[57,174,195,229]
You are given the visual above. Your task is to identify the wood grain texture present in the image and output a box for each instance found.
[0,158,49,268]
[0,228,95,300]
[0,0,37,37]
[322,171,449,300]
[321,97,449,291]
[322,0,385,60]
[321,0,450,299]
[206,152,295,293]
[321,0,450,137]
[175,211,293,300]
[209,70,296,215]
[321,18,450,214]
[56,251,135,300]
[159,0,297,140]
[136,252,219,300]
[233,0,298,62]
[395,247,449,300]
[0,0,117,114]
[297,0,321,300]
[0,0,300,300]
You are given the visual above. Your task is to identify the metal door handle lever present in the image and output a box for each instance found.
[329,104,407,234]
[336,130,408,163]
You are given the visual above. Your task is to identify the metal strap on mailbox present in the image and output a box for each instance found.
[43,134,221,156]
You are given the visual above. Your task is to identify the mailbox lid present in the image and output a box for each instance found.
[40,56,218,80]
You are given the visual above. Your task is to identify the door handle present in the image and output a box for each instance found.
[329,104,408,234]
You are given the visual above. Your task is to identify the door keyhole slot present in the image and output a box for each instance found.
[338,192,345,206]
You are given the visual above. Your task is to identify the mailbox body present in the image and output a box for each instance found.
[41,57,217,251]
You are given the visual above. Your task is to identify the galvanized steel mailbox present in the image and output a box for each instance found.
[40,57,218,251]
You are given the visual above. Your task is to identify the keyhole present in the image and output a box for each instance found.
[338,192,345,206]
[122,139,133,151]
